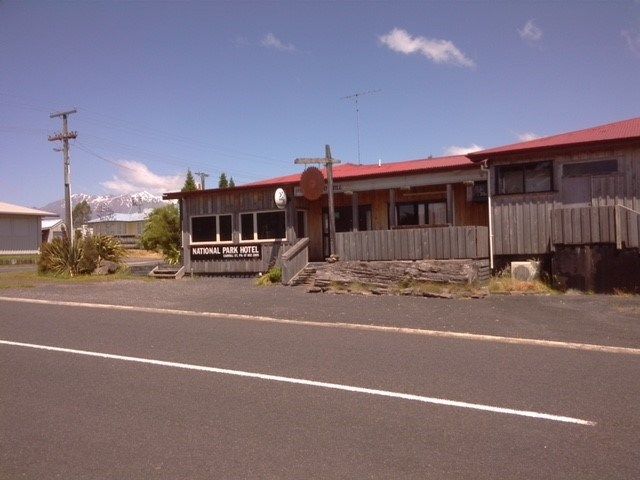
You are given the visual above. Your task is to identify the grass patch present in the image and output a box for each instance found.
[487,276,555,295]
[256,267,282,286]
[126,249,164,260]
[0,270,145,290]
[390,279,488,298]
[0,254,39,265]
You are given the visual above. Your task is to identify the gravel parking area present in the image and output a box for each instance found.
[1,275,639,348]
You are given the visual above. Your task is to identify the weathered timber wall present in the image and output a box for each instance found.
[552,205,640,248]
[335,226,489,261]
[490,145,640,256]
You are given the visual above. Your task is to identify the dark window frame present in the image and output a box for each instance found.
[562,159,618,177]
[240,210,287,242]
[190,214,233,244]
[495,161,554,195]
[394,200,448,226]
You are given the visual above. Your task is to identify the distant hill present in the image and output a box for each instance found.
[40,191,169,220]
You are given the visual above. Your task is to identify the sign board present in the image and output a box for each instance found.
[294,183,342,197]
[191,244,262,261]
[274,188,287,209]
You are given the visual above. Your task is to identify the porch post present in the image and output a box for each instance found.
[285,189,296,243]
[446,184,454,225]
[389,189,397,228]
[351,192,359,232]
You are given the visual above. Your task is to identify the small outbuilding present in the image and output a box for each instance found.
[0,202,56,255]
[41,218,65,243]
[86,212,149,248]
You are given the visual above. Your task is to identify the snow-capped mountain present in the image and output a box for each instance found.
[40,191,169,220]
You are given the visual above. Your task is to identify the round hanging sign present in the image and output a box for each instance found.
[300,166,324,201]
[274,187,287,209]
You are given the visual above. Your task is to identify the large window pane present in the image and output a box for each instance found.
[219,215,232,241]
[563,160,617,177]
[397,204,419,226]
[499,167,524,194]
[241,213,254,241]
[257,211,286,240]
[524,162,552,192]
[192,216,216,242]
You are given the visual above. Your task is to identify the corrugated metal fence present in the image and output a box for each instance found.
[335,226,489,261]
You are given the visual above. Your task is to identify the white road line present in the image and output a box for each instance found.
[1,296,639,356]
[0,339,596,426]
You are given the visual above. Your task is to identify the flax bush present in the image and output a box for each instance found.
[38,235,126,277]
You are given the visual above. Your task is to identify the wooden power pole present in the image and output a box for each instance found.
[48,109,78,245]
[295,145,341,257]
[194,171,209,190]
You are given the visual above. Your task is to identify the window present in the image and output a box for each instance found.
[191,215,232,243]
[241,210,286,241]
[397,204,419,226]
[563,159,618,177]
[496,161,553,194]
[395,201,448,226]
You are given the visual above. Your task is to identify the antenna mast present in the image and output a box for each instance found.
[341,89,380,165]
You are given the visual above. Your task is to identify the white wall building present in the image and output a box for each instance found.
[0,202,56,255]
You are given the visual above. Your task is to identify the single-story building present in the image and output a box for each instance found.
[87,212,149,248]
[0,202,56,255]
[164,115,640,290]
[41,218,65,243]
[164,154,489,276]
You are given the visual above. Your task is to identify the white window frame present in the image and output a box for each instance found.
[239,210,287,243]
[190,214,233,245]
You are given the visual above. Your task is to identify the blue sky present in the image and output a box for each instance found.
[1,1,640,207]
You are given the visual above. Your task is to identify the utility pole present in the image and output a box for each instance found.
[295,145,341,257]
[341,89,380,165]
[48,109,77,245]
[194,171,209,190]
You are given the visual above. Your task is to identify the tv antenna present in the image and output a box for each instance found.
[341,89,380,165]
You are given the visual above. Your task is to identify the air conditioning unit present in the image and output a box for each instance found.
[511,261,540,282]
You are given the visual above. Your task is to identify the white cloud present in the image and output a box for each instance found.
[378,28,475,68]
[622,28,640,56]
[519,20,543,43]
[101,161,184,195]
[261,33,296,52]
[443,144,483,155]
[516,132,541,141]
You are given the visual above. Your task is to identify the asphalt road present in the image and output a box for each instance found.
[1,298,639,479]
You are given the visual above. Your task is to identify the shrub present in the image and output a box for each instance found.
[256,267,282,286]
[38,235,126,277]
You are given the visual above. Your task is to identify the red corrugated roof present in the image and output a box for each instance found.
[468,117,640,160]
[244,155,474,188]
[164,154,475,199]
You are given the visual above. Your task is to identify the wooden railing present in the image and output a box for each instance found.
[281,237,309,285]
[552,205,640,249]
[335,226,489,261]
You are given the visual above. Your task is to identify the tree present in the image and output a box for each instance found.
[72,200,92,226]
[218,172,228,188]
[228,177,235,188]
[182,169,198,192]
[141,204,182,264]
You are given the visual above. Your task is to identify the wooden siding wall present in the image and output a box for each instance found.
[552,205,640,248]
[183,187,295,272]
[90,221,145,237]
[490,146,640,256]
[336,226,489,261]
[190,243,290,274]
